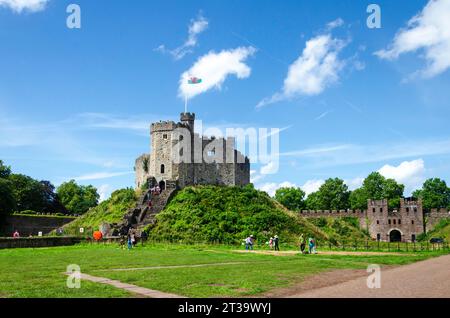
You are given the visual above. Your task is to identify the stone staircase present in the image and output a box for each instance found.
[115,187,177,235]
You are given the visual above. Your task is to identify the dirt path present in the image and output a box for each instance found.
[72,273,185,298]
[233,250,413,256]
[287,254,450,298]
[95,261,249,272]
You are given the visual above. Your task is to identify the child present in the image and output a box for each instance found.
[269,237,274,250]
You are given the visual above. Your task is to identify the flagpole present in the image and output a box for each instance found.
[184,94,188,113]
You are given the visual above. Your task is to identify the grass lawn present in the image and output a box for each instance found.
[0,242,447,298]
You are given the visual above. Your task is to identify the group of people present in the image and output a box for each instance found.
[245,234,280,251]
[150,185,161,196]
[120,228,148,250]
[244,234,317,254]
[299,234,317,254]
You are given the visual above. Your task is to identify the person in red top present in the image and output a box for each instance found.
[13,230,20,238]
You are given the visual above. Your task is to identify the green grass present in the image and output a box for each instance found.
[62,188,137,235]
[0,243,447,298]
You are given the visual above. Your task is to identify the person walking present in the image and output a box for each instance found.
[141,231,148,246]
[127,233,133,250]
[311,238,317,254]
[273,235,280,251]
[299,234,306,254]
[245,235,254,251]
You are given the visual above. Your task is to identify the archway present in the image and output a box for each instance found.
[389,229,402,242]
[159,180,166,191]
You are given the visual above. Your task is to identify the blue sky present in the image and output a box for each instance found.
[1,0,450,199]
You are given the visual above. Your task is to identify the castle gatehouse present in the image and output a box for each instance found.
[299,198,449,242]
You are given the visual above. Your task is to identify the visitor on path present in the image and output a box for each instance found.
[269,237,274,250]
[127,234,133,250]
[274,235,280,251]
[119,235,126,250]
[131,233,137,247]
[13,230,20,238]
[245,235,254,251]
[141,231,148,246]
[299,234,306,254]
[308,237,317,254]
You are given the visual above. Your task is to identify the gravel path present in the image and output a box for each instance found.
[292,254,450,298]
[73,273,185,298]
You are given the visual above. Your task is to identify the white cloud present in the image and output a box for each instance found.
[260,161,278,175]
[378,159,426,193]
[179,46,256,99]
[0,0,49,13]
[156,13,209,60]
[98,184,112,202]
[257,30,348,108]
[257,181,297,197]
[326,18,344,30]
[280,139,450,169]
[73,171,133,182]
[375,0,450,78]
[345,177,364,191]
[301,179,324,196]
[250,170,264,184]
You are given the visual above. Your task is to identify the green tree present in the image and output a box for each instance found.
[316,178,350,210]
[305,191,321,210]
[274,187,305,211]
[0,160,11,179]
[0,178,15,217]
[57,180,99,215]
[362,172,386,199]
[413,178,450,210]
[8,174,49,212]
[383,178,404,209]
[349,188,368,210]
[351,172,404,209]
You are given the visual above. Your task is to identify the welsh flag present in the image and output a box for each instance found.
[188,77,202,84]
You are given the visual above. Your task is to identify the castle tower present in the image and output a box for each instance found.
[367,199,389,241]
[149,120,177,190]
[180,112,195,132]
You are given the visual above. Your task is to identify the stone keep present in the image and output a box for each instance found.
[135,112,250,190]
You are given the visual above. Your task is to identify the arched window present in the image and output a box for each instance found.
[160,164,165,174]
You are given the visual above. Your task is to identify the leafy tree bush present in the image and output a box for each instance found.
[274,187,305,211]
[349,172,404,209]
[0,160,11,179]
[8,174,63,213]
[413,178,450,210]
[57,180,99,215]
[305,191,320,210]
[316,178,350,210]
[0,178,15,218]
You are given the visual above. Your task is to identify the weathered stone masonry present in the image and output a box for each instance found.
[299,198,449,242]
[135,112,250,191]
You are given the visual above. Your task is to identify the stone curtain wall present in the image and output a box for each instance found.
[0,237,82,249]
[0,215,76,237]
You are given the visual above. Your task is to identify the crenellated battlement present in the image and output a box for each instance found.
[151,120,178,132]
[299,209,366,218]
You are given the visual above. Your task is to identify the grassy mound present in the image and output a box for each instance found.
[306,217,370,242]
[421,218,450,242]
[62,188,137,234]
[146,185,368,245]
